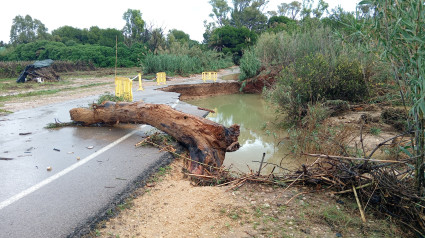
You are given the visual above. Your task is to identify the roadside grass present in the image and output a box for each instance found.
[0,79,71,91]
[370,127,382,136]
[0,106,13,114]
[0,82,110,103]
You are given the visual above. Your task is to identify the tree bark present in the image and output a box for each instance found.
[69,101,240,174]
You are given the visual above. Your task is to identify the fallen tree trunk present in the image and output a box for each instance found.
[69,101,240,174]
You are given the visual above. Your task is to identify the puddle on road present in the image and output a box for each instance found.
[186,94,301,174]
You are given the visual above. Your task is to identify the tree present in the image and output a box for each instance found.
[209,0,232,26]
[209,25,257,64]
[267,15,298,33]
[231,0,268,32]
[99,28,124,47]
[167,29,190,44]
[312,0,329,18]
[122,9,145,46]
[206,0,269,34]
[278,1,301,19]
[86,26,101,45]
[52,26,86,44]
[10,15,49,45]
[148,28,166,53]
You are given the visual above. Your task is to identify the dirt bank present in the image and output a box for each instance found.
[160,81,241,100]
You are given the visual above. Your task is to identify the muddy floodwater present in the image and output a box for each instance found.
[187,94,301,174]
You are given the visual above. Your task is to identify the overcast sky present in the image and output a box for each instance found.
[0,0,359,44]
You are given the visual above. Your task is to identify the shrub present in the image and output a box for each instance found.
[239,49,261,81]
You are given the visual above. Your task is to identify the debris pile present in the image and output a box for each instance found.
[16,59,60,83]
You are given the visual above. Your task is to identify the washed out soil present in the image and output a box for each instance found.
[160,81,241,101]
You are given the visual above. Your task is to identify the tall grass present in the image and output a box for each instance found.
[142,43,233,75]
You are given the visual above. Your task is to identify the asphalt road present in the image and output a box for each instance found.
[0,82,208,238]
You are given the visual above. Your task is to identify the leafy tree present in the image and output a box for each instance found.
[209,0,232,26]
[148,28,166,53]
[300,0,328,19]
[278,1,302,19]
[312,0,329,18]
[122,9,145,46]
[231,0,268,32]
[52,26,86,44]
[206,0,268,34]
[268,15,296,26]
[99,28,124,47]
[209,25,257,64]
[86,26,101,45]
[167,29,190,44]
[10,15,49,45]
[267,15,298,33]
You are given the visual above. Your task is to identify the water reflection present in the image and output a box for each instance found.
[187,94,295,173]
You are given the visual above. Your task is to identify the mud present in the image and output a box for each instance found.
[160,82,242,100]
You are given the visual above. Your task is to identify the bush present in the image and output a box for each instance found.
[1,40,148,68]
[239,49,261,81]
[267,52,369,123]
[253,27,389,124]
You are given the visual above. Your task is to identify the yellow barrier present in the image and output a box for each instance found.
[137,73,143,91]
[115,77,133,101]
[156,72,166,85]
[202,72,217,82]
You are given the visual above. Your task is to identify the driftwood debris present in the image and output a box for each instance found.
[69,101,240,174]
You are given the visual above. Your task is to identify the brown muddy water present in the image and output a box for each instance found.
[186,94,302,174]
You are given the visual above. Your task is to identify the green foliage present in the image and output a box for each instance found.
[209,0,231,27]
[142,48,232,75]
[239,48,261,80]
[96,92,127,105]
[267,16,298,34]
[10,15,49,45]
[230,0,268,32]
[271,52,367,123]
[1,40,147,68]
[244,26,388,124]
[360,0,425,191]
[209,25,257,64]
[278,1,302,19]
[167,29,191,45]
[122,9,145,46]
[369,127,381,136]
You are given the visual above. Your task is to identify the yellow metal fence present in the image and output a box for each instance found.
[115,77,133,101]
[157,72,166,85]
[202,72,217,82]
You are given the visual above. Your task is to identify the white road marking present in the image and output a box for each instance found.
[0,99,179,210]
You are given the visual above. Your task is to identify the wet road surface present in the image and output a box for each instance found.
[0,82,208,238]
